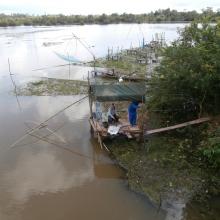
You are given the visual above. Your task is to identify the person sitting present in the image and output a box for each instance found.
[107,103,119,124]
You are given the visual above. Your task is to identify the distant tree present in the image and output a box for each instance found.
[0,10,219,26]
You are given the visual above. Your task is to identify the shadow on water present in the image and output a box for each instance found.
[90,137,126,180]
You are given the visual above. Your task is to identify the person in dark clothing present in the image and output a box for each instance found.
[107,103,119,124]
[128,101,139,126]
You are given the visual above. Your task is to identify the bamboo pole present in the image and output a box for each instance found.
[145,117,210,135]
[8,58,22,112]
[9,95,88,148]
[97,132,103,149]
[26,132,93,160]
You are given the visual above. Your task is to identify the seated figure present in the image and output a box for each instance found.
[107,103,119,124]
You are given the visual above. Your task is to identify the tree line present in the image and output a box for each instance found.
[0,8,219,26]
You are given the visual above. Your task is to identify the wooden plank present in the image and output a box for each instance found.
[124,129,142,134]
[145,117,210,135]
[125,132,133,139]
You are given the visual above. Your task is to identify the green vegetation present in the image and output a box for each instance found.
[107,124,219,219]
[148,18,220,123]
[148,16,220,198]
[147,17,220,170]
[201,123,220,169]
[0,8,219,26]
[16,78,88,96]
[108,130,212,201]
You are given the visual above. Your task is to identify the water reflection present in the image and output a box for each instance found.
[5,149,94,204]
[91,137,125,179]
[0,95,166,220]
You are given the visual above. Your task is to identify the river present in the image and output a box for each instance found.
[0,23,185,81]
[0,23,209,220]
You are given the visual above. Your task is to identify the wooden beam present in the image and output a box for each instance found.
[145,117,210,135]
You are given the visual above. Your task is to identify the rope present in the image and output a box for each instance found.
[8,58,22,112]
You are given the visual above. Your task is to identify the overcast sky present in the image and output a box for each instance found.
[0,0,220,15]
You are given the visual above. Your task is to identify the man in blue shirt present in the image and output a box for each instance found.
[128,101,140,126]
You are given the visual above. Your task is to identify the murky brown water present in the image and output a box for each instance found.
[0,89,166,219]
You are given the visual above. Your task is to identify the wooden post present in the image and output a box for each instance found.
[107,47,110,60]
[89,96,93,119]
[97,132,103,149]
[87,71,93,118]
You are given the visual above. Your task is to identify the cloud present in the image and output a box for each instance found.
[5,149,94,203]
[0,0,220,15]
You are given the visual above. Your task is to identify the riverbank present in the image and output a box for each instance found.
[104,120,220,220]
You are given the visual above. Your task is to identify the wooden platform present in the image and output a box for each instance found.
[90,117,210,140]
[89,118,142,138]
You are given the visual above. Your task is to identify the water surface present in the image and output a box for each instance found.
[0,93,166,220]
[0,23,185,81]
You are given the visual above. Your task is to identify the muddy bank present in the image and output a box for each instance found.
[15,78,88,96]
[104,131,220,220]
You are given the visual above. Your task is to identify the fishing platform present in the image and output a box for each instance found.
[87,74,211,148]
[88,76,146,144]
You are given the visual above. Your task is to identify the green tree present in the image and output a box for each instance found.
[148,18,220,123]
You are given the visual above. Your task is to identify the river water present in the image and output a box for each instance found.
[0,23,200,220]
[0,23,186,81]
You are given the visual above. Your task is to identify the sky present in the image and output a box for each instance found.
[0,0,220,15]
